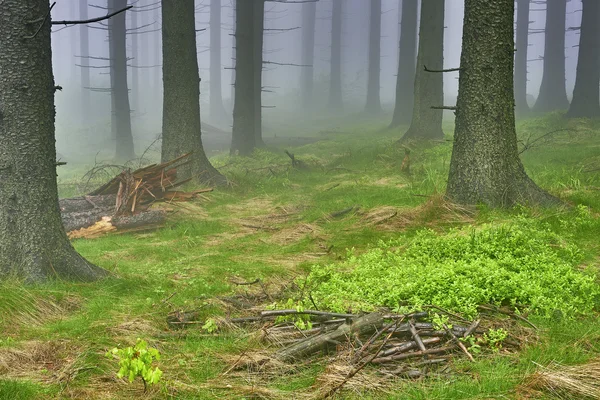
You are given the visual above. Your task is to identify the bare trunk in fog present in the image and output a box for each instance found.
[301,1,316,110]
[230,1,236,109]
[79,0,91,121]
[254,0,265,147]
[231,0,257,155]
[153,5,162,94]
[390,0,418,128]
[0,0,106,282]
[365,0,382,114]
[533,0,569,112]
[567,0,600,118]
[514,0,530,114]
[161,0,225,184]
[130,6,139,113]
[328,0,343,111]
[402,0,444,141]
[108,0,135,161]
[447,0,557,207]
[210,0,228,123]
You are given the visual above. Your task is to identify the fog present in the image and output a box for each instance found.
[48,0,583,162]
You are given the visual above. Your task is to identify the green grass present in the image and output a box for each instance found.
[1,111,599,399]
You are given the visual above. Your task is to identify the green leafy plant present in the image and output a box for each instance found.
[483,328,508,353]
[106,339,163,392]
[202,318,219,333]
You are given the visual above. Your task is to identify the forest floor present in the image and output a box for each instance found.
[1,111,600,399]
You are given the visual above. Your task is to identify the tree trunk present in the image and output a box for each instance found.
[566,0,600,118]
[300,1,316,111]
[390,0,418,128]
[253,0,265,147]
[210,0,228,123]
[0,0,107,282]
[161,0,226,185]
[533,0,569,112]
[153,5,162,95]
[514,0,530,115]
[231,0,256,155]
[402,0,444,141]
[365,0,382,114]
[108,0,135,162]
[446,0,558,207]
[328,0,343,111]
[130,4,139,114]
[79,0,91,121]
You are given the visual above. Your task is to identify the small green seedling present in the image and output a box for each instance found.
[106,338,163,392]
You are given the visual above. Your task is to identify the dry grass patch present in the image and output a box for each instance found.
[523,359,600,399]
[267,223,324,246]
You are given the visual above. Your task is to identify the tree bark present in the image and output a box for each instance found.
[402,0,444,141]
[533,0,569,112]
[328,0,343,111]
[365,0,382,114]
[300,1,316,111]
[210,0,228,123]
[108,0,135,162]
[253,0,265,147]
[0,0,107,282]
[390,0,418,128]
[514,0,530,115]
[566,0,600,118]
[446,0,558,207]
[130,4,139,114]
[79,0,91,121]
[231,0,257,155]
[161,0,225,185]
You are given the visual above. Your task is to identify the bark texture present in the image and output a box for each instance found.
[365,0,382,114]
[566,0,600,118]
[231,0,257,155]
[161,0,225,184]
[514,0,530,114]
[390,0,418,128]
[108,0,135,162]
[402,0,444,141]
[210,0,228,123]
[129,4,139,113]
[328,0,343,111]
[300,1,317,110]
[253,0,265,147]
[0,0,106,282]
[446,0,557,207]
[533,0,569,112]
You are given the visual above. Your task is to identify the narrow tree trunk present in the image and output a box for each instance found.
[108,0,135,161]
[231,0,256,155]
[253,0,265,147]
[0,0,106,282]
[229,1,236,110]
[365,0,382,114]
[390,0,418,128]
[161,0,225,185]
[328,0,343,111]
[446,0,557,207]
[514,0,530,115]
[300,1,317,111]
[210,0,228,123]
[153,5,162,97]
[402,0,444,141]
[79,0,91,122]
[130,5,139,113]
[566,0,600,118]
[533,0,569,112]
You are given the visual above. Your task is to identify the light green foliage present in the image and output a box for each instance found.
[106,339,162,389]
[483,328,508,353]
[201,318,218,333]
[301,215,600,319]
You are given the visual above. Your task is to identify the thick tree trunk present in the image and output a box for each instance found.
[390,0,418,128]
[253,0,265,147]
[533,0,569,112]
[446,0,558,207]
[402,0,444,141]
[566,0,600,118]
[108,0,135,162]
[300,1,316,111]
[328,0,343,111]
[514,0,530,115]
[210,0,228,123]
[365,0,382,114]
[0,0,106,282]
[79,0,91,121]
[161,0,225,185]
[231,0,256,155]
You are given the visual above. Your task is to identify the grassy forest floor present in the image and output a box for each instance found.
[1,111,600,399]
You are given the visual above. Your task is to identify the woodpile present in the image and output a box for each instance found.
[61,153,212,238]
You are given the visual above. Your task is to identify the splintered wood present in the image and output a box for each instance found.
[62,153,213,238]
